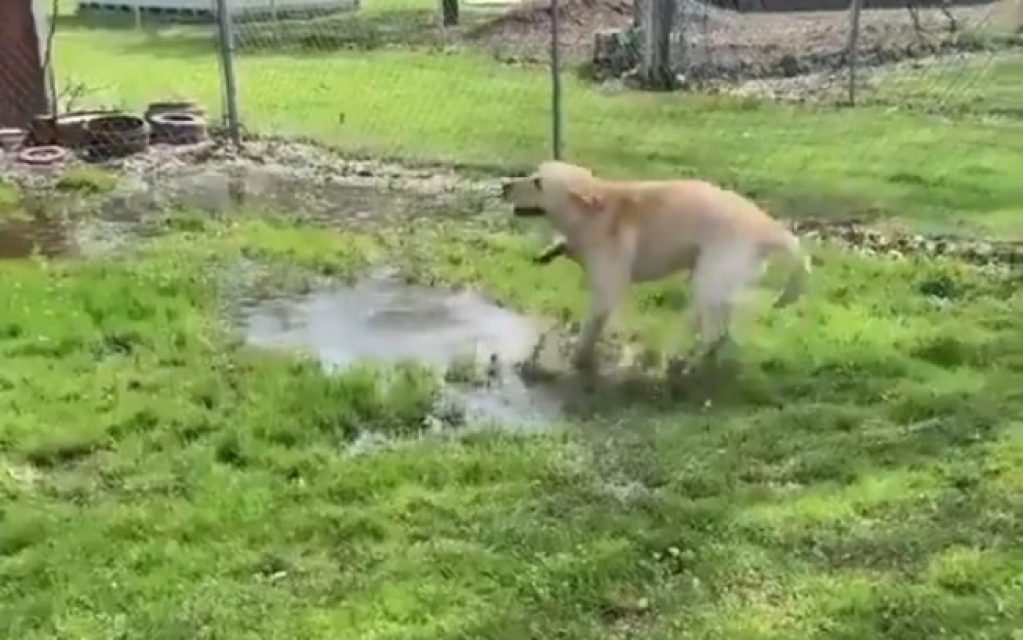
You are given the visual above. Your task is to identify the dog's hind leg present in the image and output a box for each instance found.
[685,243,763,366]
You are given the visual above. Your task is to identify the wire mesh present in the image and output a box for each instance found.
[2,0,222,155]
[0,0,1019,181]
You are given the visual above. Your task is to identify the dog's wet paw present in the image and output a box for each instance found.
[571,349,599,373]
[665,355,692,379]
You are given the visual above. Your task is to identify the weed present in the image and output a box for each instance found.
[0,180,20,218]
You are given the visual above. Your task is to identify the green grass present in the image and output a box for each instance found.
[1,208,1022,639]
[870,53,1023,118]
[0,180,19,217]
[53,165,120,195]
[52,6,1023,235]
[9,4,1021,636]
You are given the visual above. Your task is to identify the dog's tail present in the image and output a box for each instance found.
[769,226,812,309]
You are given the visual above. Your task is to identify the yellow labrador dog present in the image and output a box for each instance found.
[501,161,811,372]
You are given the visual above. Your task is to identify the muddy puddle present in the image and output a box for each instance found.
[109,163,469,225]
[240,272,566,426]
[0,215,74,259]
[0,162,481,260]
[0,212,149,259]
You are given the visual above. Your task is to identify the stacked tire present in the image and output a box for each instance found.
[145,101,208,145]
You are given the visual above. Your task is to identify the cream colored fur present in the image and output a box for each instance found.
[501,160,811,372]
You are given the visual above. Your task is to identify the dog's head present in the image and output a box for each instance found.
[500,161,603,223]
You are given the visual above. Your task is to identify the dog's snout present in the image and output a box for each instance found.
[500,181,512,198]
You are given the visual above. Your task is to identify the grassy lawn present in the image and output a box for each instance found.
[1,204,1021,639]
[2,2,1019,638]
[870,53,1023,118]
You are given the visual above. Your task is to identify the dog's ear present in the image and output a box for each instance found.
[567,186,604,213]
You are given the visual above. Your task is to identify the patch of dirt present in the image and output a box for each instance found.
[0,138,509,260]
[791,217,1023,268]
[466,0,1011,85]
[468,0,636,56]
[3,137,1019,269]
[722,49,994,103]
[0,139,504,236]
[0,139,502,200]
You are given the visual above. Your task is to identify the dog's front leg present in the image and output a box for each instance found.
[572,254,630,372]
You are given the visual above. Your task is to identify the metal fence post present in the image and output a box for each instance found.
[846,0,863,106]
[215,0,242,146]
[550,0,563,160]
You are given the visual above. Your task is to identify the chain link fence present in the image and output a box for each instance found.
[0,0,1020,170]
[220,0,559,158]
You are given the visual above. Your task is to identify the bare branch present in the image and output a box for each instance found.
[939,1,959,34]
[58,79,91,112]
[906,2,925,40]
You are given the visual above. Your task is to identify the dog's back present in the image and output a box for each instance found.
[605,179,784,282]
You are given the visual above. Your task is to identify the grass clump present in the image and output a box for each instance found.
[0,180,20,218]
[54,165,120,195]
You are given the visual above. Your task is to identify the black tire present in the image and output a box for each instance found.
[145,100,204,120]
[84,114,149,160]
[147,112,208,145]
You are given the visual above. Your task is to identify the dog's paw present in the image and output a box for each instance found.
[665,355,692,380]
[571,348,598,373]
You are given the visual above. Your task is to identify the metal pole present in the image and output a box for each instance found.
[550,0,563,160]
[215,0,242,146]
[847,0,863,106]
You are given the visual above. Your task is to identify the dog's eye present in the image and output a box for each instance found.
[532,177,542,191]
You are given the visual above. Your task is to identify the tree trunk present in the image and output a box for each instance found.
[640,0,677,90]
[0,0,48,128]
[633,0,646,28]
[441,0,459,26]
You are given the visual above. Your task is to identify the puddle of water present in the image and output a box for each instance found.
[240,273,565,426]
[0,210,153,260]
[124,164,460,225]
[1,163,471,260]
[0,215,78,259]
